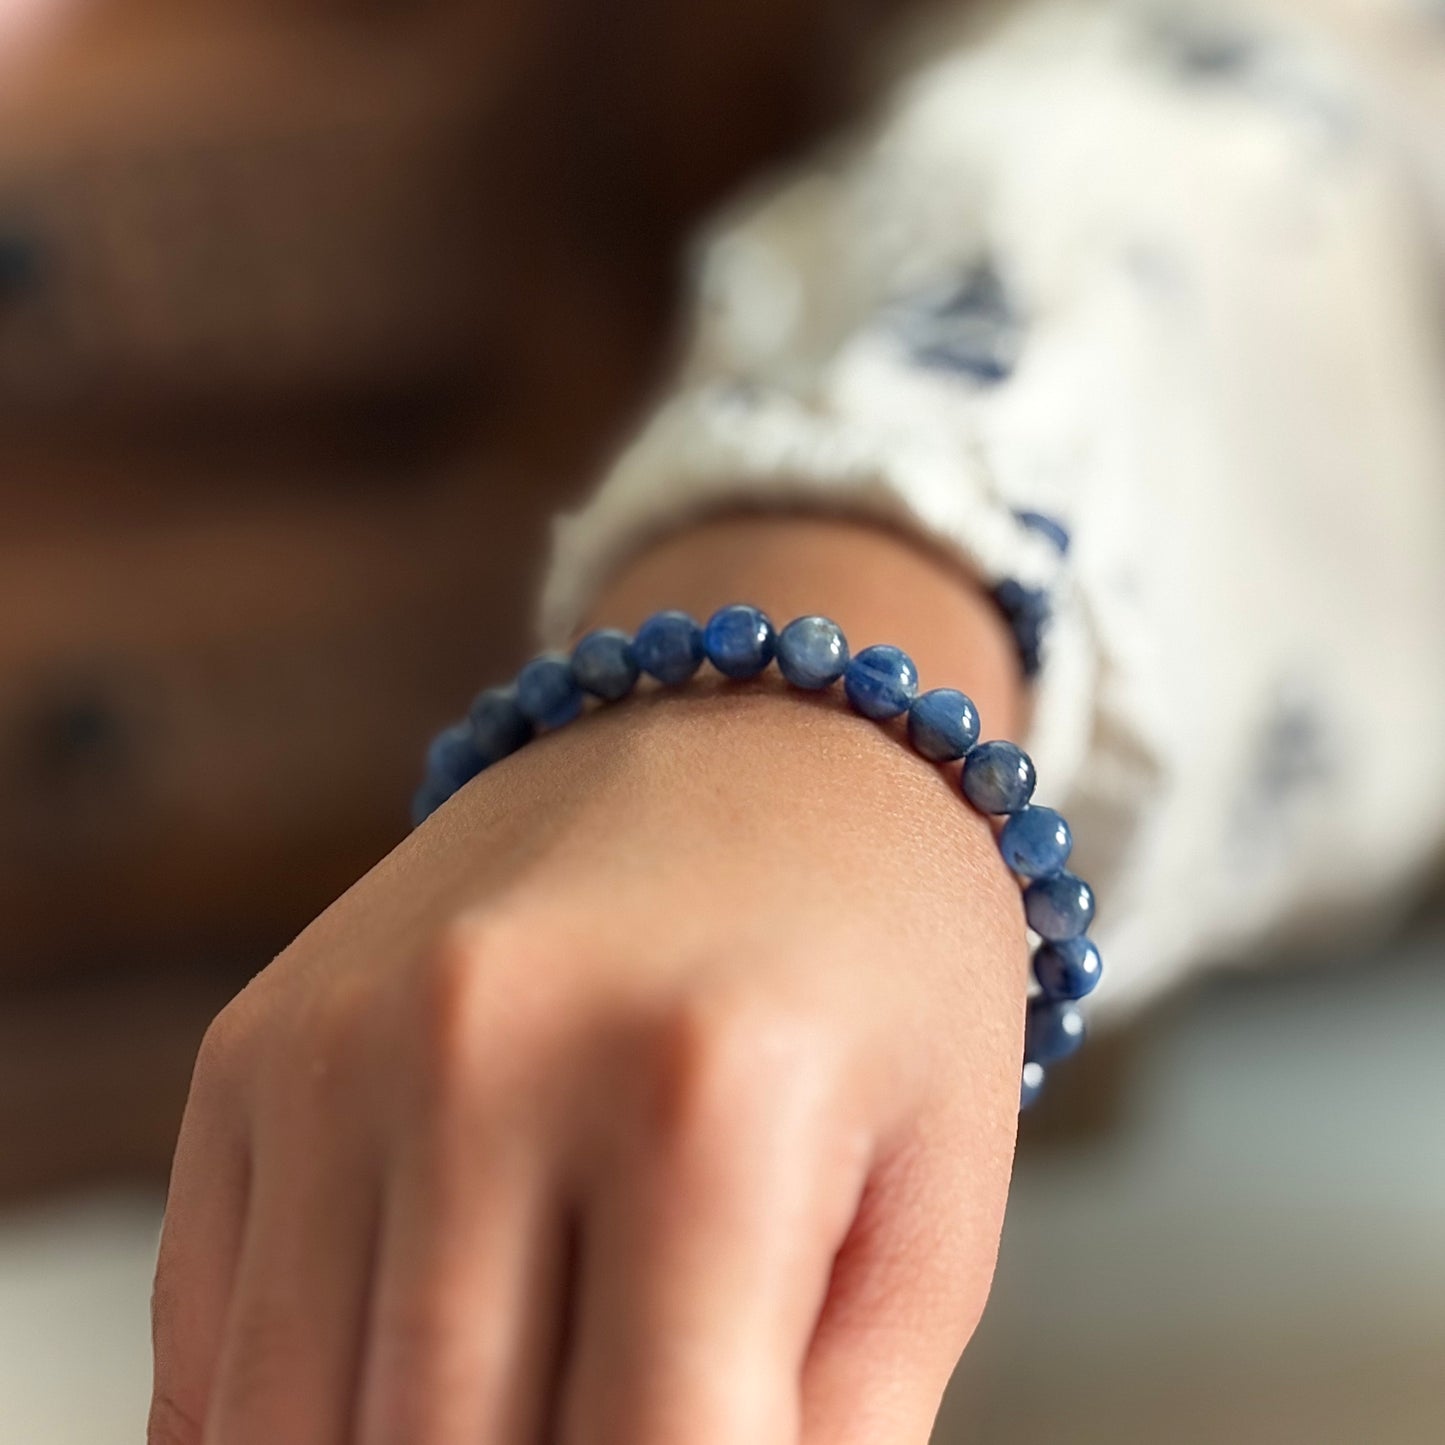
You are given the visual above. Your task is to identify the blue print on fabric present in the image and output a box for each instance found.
[1226,684,1336,876]
[1154,12,1358,146]
[891,262,1024,386]
[1014,510,1071,555]
[1166,23,1257,78]
[992,578,1051,680]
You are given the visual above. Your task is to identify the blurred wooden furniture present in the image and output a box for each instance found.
[0,0,930,1200]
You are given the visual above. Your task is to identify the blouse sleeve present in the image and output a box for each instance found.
[538,0,1445,1016]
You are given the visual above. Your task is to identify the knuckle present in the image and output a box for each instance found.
[416,913,496,1034]
[410,913,558,1113]
[651,986,838,1154]
[189,1000,255,1098]
[264,971,383,1111]
[303,968,376,1058]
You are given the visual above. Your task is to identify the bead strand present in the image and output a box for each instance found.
[413,605,1102,1111]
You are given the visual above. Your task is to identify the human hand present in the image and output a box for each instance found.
[151,513,1032,1444]
[150,678,1027,1444]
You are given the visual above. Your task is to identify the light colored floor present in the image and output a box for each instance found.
[3,926,1442,1443]
[941,924,1445,1442]
[0,1190,158,1443]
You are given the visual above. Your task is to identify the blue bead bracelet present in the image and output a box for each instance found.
[412,606,1101,1111]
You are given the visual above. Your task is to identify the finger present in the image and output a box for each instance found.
[799,1121,1013,1445]
[355,1130,569,1445]
[149,1073,250,1445]
[203,1116,379,1444]
[559,997,870,1445]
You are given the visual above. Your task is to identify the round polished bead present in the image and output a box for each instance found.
[1023,871,1096,941]
[844,644,919,720]
[907,688,980,761]
[704,604,776,679]
[1033,936,1103,1001]
[467,686,533,764]
[515,654,584,729]
[1020,1060,1046,1110]
[425,720,483,791]
[999,805,1073,879]
[634,610,705,685]
[776,615,849,689]
[1025,998,1086,1064]
[960,739,1036,814]
[571,628,640,701]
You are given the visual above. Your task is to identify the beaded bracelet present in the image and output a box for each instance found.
[412,605,1101,1111]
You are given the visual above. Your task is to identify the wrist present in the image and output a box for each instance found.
[583,512,1028,741]
[415,542,1097,1112]
[441,673,1029,1044]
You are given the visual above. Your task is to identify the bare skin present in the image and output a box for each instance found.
[150,514,1030,1445]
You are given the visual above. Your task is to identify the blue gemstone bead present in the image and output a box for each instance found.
[999,805,1073,879]
[634,609,705,685]
[1033,936,1103,1001]
[960,740,1036,814]
[776,615,849,690]
[515,654,584,729]
[844,644,919,720]
[467,686,533,764]
[1020,1060,1046,1110]
[571,628,640,701]
[704,604,776,679]
[1023,871,1096,941]
[425,720,483,791]
[906,688,980,761]
[1025,998,1086,1064]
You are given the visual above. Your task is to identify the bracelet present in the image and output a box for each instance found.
[411,605,1101,1111]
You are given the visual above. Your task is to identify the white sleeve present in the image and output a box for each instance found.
[539,0,1445,1016]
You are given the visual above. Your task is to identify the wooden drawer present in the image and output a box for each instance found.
[0,474,560,981]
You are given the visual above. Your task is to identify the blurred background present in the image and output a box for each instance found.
[0,0,1440,1440]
